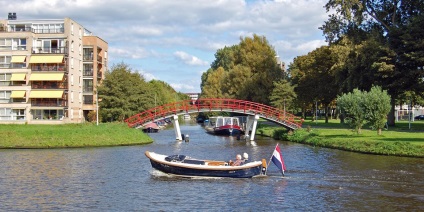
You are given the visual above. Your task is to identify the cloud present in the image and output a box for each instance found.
[170,83,196,91]
[1,0,331,92]
[174,51,209,66]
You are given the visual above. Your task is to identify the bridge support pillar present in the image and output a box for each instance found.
[249,115,260,141]
[172,115,182,140]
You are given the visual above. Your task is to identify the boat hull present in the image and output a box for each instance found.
[146,151,263,178]
[205,125,244,136]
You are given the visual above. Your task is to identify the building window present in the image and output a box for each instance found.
[71,91,74,103]
[79,92,81,103]
[71,40,74,52]
[71,74,74,86]
[0,108,26,120]
[0,90,11,103]
[83,79,93,92]
[0,73,11,86]
[31,109,63,120]
[71,23,74,35]
[0,108,11,120]
[0,55,11,68]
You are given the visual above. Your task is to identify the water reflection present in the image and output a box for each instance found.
[0,123,423,211]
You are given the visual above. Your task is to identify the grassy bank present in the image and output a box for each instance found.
[0,123,153,148]
[257,120,424,157]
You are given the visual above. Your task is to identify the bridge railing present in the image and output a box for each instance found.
[124,98,303,129]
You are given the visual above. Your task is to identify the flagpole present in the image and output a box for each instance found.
[265,143,278,175]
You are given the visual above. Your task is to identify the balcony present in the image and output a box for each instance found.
[32,81,67,89]
[32,28,64,34]
[32,65,66,72]
[97,55,102,63]
[31,99,67,107]
[83,87,94,93]
[83,95,94,105]
[83,55,94,61]
[32,47,67,54]
[83,70,94,77]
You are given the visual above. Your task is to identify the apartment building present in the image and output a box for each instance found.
[0,13,108,124]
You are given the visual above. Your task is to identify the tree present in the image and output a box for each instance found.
[201,34,283,104]
[290,46,339,123]
[270,79,296,111]
[97,63,154,122]
[337,86,391,135]
[337,89,366,134]
[321,0,424,126]
[363,86,391,135]
[201,67,227,98]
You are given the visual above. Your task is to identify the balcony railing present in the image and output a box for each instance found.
[32,83,67,89]
[83,70,93,76]
[97,56,102,63]
[10,63,27,69]
[83,55,94,61]
[32,47,67,54]
[83,95,94,104]
[32,65,66,72]
[31,99,67,107]
[83,87,94,92]
[0,27,64,34]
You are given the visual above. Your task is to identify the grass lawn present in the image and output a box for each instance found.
[0,123,153,148]
[258,118,424,157]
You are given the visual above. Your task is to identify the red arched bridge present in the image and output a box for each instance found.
[125,98,303,130]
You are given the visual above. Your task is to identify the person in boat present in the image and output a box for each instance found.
[230,154,243,166]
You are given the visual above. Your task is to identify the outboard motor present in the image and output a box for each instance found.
[184,134,190,142]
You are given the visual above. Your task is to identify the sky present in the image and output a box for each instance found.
[1,0,330,93]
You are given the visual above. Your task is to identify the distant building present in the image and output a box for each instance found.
[0,14,108,124]
[185,93,200,102]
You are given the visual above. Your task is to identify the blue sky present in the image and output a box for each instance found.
[1,0,329,93]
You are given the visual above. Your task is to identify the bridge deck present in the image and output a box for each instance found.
[125,98,303,130]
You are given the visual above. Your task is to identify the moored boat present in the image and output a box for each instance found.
[142,122,160,133]
[145,151,267,178]
[204,116,244,136]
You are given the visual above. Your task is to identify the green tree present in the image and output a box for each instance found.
[270,79,296,112]
[97,63,154,122]
[201,34,283,104]
[201,67,227,98]
[290,46,339,123]
[337,89,366,134]
[363,86,391,135]
[321,0,424,126]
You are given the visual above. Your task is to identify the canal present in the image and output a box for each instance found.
[0,123,423,211]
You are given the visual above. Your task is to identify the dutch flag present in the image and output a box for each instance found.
[271,144,286,175]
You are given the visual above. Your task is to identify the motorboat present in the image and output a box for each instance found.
[145,151,267,178]
[204,116,244,136]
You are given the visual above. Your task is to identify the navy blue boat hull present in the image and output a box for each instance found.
[149,160,262,178]
[146,152,264,178]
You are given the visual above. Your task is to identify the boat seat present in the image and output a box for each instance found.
[165,155,186,162]
[183,159,205,165]
[206,161,227,166]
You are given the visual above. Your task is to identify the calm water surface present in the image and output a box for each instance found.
[1,123,423,211]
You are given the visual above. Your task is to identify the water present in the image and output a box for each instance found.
[1,123,423,211]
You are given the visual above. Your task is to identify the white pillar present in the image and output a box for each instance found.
[172,115,182,140]
[250,115,260,141]
[245,116,253,137]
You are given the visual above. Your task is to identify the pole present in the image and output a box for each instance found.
[315,101,318,124]
[265,143,278,176]
[96,92,99,126]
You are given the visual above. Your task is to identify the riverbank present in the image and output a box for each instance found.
[0,123,153,148]
[257,120,424,158]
